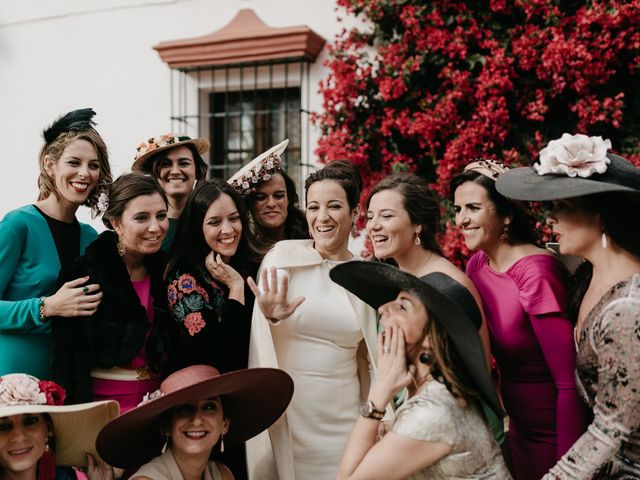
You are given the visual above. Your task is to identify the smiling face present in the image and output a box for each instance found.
[366,189,418,260]
[378,290,429,347]
[170,397,227,459]
[546,199,601,257]
[306,180,357,260]
[155,145,198,203]
[45,138,100,207]
[252,174,289,233]
[202,193,242,261]
[112,193,168,257]
[453,181,507,252]
[0,413,49,478]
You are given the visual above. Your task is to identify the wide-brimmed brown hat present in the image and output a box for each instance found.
[0,373,119,467]
[330,261,502,419]
[495,134,640,201]
[96,365,293,469]
[132,134,210,172]
[228,139,288,196]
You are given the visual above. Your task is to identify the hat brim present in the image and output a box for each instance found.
[227,139,289,193]
[495,153,640,201]
[96,368,293,469]
[0,400,119,467]
[132,137,210,172]
[330,261,502,419]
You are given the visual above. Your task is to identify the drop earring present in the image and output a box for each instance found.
[601,232,608,249]
[220,432,225,453]
[414,232,421,246]
[419,351,431,365]
[161,433,170,454]
[499,223,511,243]
[117,235,126,257]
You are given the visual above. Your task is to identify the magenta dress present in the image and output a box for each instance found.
[91,277,161,413]
[467,252,587,480]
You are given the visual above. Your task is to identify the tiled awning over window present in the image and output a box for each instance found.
[154,9,325,68]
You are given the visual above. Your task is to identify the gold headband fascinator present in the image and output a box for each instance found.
[464,159,509,180]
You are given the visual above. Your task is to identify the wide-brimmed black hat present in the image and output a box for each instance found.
[496,153,640,201]
[330,261,502,419]
[96,365,293,469]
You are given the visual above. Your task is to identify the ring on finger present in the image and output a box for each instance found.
[82,286,90,295]
[383,346,390,354]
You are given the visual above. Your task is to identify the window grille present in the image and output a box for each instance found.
[169,58,313,189]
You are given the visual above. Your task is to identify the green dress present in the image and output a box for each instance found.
[0,205,96,378]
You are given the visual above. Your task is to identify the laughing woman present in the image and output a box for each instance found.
[0,108,111,379]
[247,161,379,480]
[51,173,171,412]
[132,134,210,251]
[496,134,640,479]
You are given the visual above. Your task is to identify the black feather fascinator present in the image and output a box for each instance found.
[43,108,97,144]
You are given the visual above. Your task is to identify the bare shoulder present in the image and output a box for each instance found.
[429,256,476,290]
[216,462,235,480]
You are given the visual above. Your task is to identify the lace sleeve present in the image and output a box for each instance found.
[543,296,640,479]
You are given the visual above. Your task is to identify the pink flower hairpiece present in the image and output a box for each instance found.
[0,374,66,407]
[134,134,184,161]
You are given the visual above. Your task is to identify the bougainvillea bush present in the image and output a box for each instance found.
[314,0,640,265]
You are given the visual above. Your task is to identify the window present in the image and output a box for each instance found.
[169,59,312,188]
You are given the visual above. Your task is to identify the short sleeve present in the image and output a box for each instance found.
[510,255,568,316]
[392,391,458,446]
[465,251,487,277]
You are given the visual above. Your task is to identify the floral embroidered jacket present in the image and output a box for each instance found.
[166,262,254,374]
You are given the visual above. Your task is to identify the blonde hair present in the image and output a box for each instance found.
[37,128,112,215]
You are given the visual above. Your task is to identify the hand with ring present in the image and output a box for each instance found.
[367,324,415,408]
[42,276,103,318]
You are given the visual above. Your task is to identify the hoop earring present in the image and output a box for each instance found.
[414,232,421,246]
[499,224,510,243]
[117,235,126,257]
[601,232,608,249]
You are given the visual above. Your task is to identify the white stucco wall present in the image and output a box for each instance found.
[0,0,353,228]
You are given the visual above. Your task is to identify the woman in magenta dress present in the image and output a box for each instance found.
[450,160,587,480]
[51,173,171,412]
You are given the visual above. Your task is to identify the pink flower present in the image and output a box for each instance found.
[0,374,46,406]
[183,312,206,336]
[177,274,197,294]
[536,133,611,178]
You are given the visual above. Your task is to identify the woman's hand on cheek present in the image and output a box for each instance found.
[370,324,414,406]
[205,252,244,289]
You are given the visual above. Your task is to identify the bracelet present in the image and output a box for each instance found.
[39,297,48,324]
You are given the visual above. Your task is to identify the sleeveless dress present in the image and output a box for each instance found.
[393,380,511,479]
[467,252,587,480]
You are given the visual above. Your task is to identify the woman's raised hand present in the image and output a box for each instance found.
[205,252,244,288]
[247,267,305,323]
[369,324,415,407]
[43,276,103,318]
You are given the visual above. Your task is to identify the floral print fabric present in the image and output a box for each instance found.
[544,274,640,479]
[167,268,226,337]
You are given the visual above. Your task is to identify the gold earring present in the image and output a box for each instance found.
[414,232,421,246]
[117,235,126,256]
[499,224,510,243]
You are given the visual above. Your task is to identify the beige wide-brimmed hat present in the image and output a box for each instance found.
[0,373,119,467]
[132,134,210,172]
[228,139,289,196]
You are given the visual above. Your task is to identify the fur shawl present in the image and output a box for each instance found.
[51,231,170,404]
